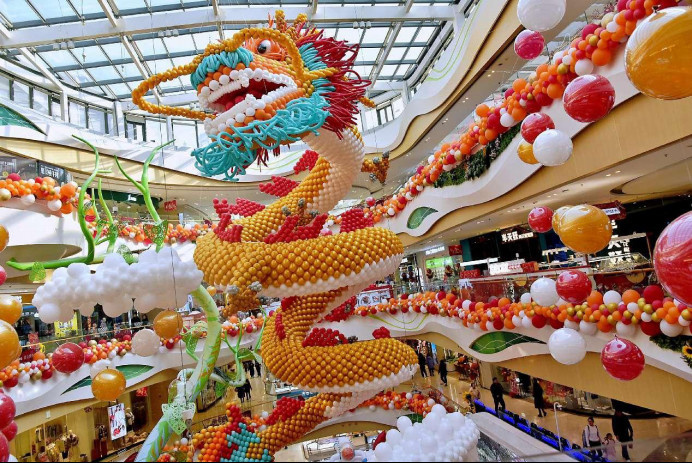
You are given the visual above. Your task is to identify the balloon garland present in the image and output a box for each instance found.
[0,174,81,214]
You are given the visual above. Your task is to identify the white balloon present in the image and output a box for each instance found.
[462,300,472,310]
[90,359,112,379]
[530,277,559,306]
[660,320,683,337]
[574,59,594,76]
[374,442,393,461]
[533,129,573,166]
[500,113,515,128]
[627,302,639,314]
[397,416,413,432]
[520,293,532,304]
[20,194,36,206]
[132,329,161,357]
[521,316,533,328]
[678,315,691,327]
[47,199,63,211]
[548,328,586,365]
[517,0,566,32]
[615,321,636,337]
[512,315,523,327]
[564,319,580,331]
[641,312,652,323]
[386,429,403,447]
[579,320,598,336]
[603,290,622,305]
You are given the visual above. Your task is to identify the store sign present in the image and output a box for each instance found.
[425,246,445,256]
[501,230,534,243]
[426,256,453,269]
[136,387,148,397]
[54,313,78,338]
[356,286,393,307]
[448,244,463,256]
[37,162,69,184]
[164,200,177,211]
[108,403,127,440]
[595,201,626,220]
[489,259,526,276]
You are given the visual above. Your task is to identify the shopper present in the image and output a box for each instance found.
[243,379,252,401]
[439,360,448,386]
[236,384,246,404]
[426,353,436,376]
[468,383,481,412]
[418,352,427,378]
[582,416,603,457]
[532,378,547,417]
[490,377,506,413]
[254,360,261,377]
[612,409,634,461]
[602,433,617,461]
[248,361,256,378]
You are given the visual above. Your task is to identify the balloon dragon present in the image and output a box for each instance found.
[129,11,417,462]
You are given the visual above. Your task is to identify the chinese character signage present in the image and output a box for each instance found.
[164,200,177,211]
[448,245,463,256]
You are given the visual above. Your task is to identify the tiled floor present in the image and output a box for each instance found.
[136,369,692,462]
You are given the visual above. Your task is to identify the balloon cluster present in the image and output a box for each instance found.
[0,393,17,462]
[527,204,612,254]
[367,406,478,462]
[0,174,81,214]
[88,220,214,245]
[363,1,673,223]
[32,248,203,322]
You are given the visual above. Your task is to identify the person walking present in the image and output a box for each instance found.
[236,384,246,404]
[248,361,255,378]
[243,379,252,401]
[612,410,634,461]
[439,360,448,386]
[490,377,506,413]
[254,360,261,378]
[468,383,481,413]
[417,352,427,378]
[532,378,547,417]
[426,354,436,376]
[582,416,603,457]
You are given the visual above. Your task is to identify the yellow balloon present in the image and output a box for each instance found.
[558,205,612,254]
[0,224,8,252]
[0,320,19,369]
[92,368,127,402]
[517,141,539,165]
[552,205,572,234]
[154,310,183,339]
[0,295,22,325]
[625,6,692,100]
[206,285,217,296]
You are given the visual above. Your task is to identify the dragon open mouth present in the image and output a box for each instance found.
[199,67,301,135]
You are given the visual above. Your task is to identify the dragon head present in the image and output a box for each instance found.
[133,11,373,181]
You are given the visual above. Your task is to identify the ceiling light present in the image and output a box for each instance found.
[606,174,612,177]
[615,170,621,173]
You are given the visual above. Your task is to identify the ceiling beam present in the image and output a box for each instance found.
[0,5,455,49]
[369,23,401,84]
[404,0,415,14]
[97,0,120,28]
[121,35,162,102]
[310,0,319,16]
[17,48,65,90]
[211,0,220,17]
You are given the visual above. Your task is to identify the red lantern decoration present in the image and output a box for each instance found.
[528,206,554,233]
[51,342,85,374]
[514,29,545,60]
[0,395,15,430]
[563,75,616,123]
[601,337,645,381]
[520,112,555,144]
[642,285,665,304]
[654,211,692,305]
[555,270,592,304]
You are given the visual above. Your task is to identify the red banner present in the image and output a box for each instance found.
[448,244,463,256]
[164,200,177,211]
[595,200,626,220]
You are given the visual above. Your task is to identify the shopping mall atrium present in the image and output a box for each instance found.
[0,0,691,461]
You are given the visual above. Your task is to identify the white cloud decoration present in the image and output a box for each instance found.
[33,248,203,323]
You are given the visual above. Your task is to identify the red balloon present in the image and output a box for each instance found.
[493,319,504,330]
[581,23,599,39]
[601,337,645,381]
[556,270,592,304]
[654,212,692,305]
[521,112,555,144]
[52,342,85,374]
[563,75,615,123]
[0,433,8,462]
[528,206,554,233]
[514,29,545,60]
[1,421,17,441]
[549,318,564,329]
[642,285,665,304]
[531,314,547,328]
[0,395,14,430]
[0,266,6,286]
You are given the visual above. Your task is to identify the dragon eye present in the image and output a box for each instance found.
[257,40,272,55]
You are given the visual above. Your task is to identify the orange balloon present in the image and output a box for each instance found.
[517,141,539,165]
[621,290,641,305]
[552,205,572,234]
[512,78,527,93]
[0,224,9,252]
[511,107,527,122]
[0,320,20,369]
[0,295,22,324]
[154,310,183,339]
[92,368,127,401]
[591,48,612,66]
[587,290,604,307]
[59,183,76,197]
[546,83,565,99]
[497,297,511,308]
[558,205,612,254]
[475,104,490,117]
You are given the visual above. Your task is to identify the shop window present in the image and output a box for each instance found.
[106,111,115,135]
[0,75,10,101]
[362,108,378,131]
[126,121,144,141]
[50,97,61,118]
[172,121,197,147]
[377,105,394,125]
[32,89,50,115]
[88,107,107,133]
[12,80,30,107]
[69,100,87,127]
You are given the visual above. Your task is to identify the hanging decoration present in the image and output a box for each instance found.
[601,337,645,381]
[556,205,612,254]
[654,211,692,306]
[527,206,553,233]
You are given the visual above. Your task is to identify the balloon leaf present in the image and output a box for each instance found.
[470,332,544,354]
[184,334,198,359]
[29,261,46,282]
[407,207,438,229]
[154,220,168,246]
[117,244,135,264]
[214,381,227,398]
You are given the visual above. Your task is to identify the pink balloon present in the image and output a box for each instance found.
[563,75,616,123]
[521,113,555,144]
[514,29,545,60]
